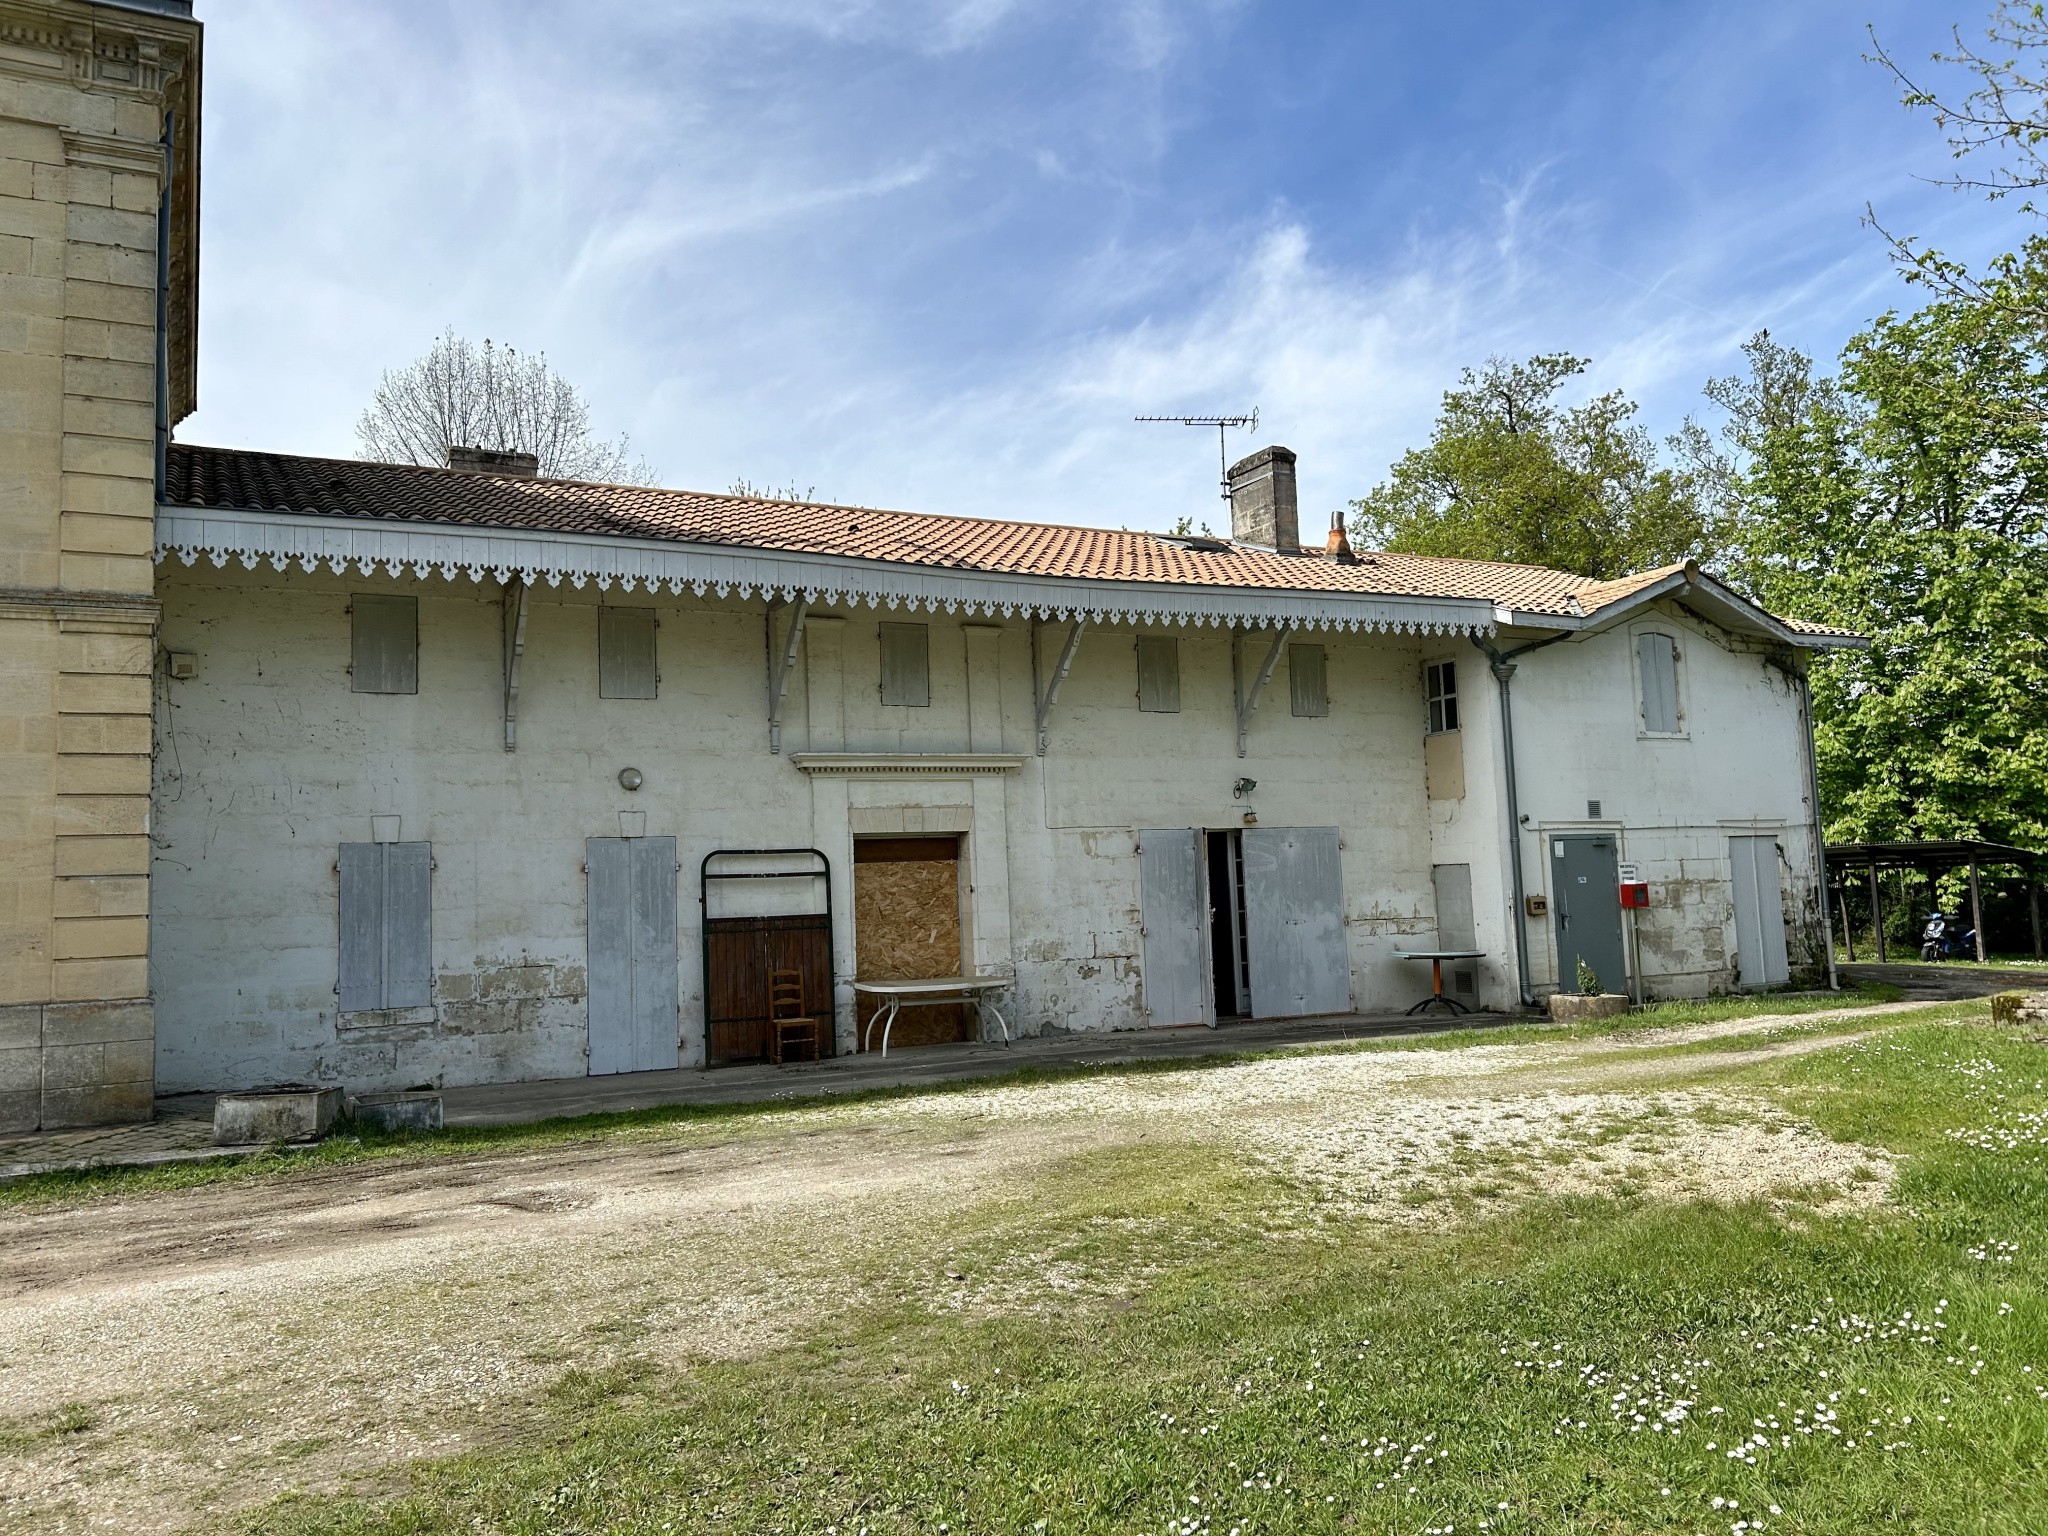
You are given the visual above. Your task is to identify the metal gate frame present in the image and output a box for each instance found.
[700,848,835,1063]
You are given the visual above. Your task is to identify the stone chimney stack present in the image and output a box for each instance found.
[1227,445,1299,551]
[448,446,540,478]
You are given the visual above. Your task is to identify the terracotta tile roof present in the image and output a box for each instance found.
[161,443,1829,633]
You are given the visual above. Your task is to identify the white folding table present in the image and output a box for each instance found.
[855,974,1015,1057]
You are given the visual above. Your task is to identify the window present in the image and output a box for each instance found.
[599,606,658,698]
[1425,659,1459,734]
[1136,635,1181,712]
[878,622,930,707]
[1288,643,1328,717]
[1637,631,1682,734]
[337,841,433,1011]
[351,594,418,694]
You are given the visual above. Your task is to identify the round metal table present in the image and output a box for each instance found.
[1392,949,1485,1015]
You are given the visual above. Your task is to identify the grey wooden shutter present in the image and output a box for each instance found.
[1242,826,1348,1018]
[1135,636,1180,713]
[598,607,658,698]
[1138,829,1209,1025]
[1728,835,1790,987]
[879,623,930,707]
[1288,643,1328,717]
[383,841,434,1007]
[351,594,418,695]
[1432,862,1475,950]
[337,842,385,1012]
[338,841,433,1010]
[1639,632,1679,733]
[587,836,680,1074]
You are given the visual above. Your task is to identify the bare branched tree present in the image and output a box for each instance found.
[356,328,657,484]
[1867,4,2048,314]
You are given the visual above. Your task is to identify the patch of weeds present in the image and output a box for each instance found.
[0,1401,96,1452]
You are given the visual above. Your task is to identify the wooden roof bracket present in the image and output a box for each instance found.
[766,595,811,754]
[502,575,531,751]
[1234,623,1292,758]
[1033,616,1087,755]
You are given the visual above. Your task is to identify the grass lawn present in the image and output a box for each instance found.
[210,997,2048,1536]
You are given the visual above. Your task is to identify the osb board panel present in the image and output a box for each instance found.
[854,858,965,1048]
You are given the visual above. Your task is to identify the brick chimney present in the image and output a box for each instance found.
[1227,445,1299,551]
[448,445,540,478]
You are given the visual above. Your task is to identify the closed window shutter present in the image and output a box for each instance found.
[1136,636,1180,712]
[351,594,419,694]
[383,842,434,1007]
[879,623,930,707]
[1639,633,1679,733]
[338,841,433,1010]
[598,607,659,698]
[1288,643,1328,717]
[337,843,385,1011]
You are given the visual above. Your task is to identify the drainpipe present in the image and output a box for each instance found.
[1793,662,1841,991]
[154,108,175,499]
[1471,632,1569,1009]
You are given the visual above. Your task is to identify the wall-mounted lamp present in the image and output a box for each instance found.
[1232,777,1258,799]
[618,767,644,791]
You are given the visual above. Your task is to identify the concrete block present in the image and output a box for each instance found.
[51,873,148,919]
[54,794,150,838]
[57,550,153,592]
[53,752,150,796]
[56,670,149,715]
[0,1088,36,1134]
[55,628,153,672]
[347,1091,443,1133]
[51,913,147,959]
[42,998,150,1045]
[59,508,154,556]
[42,1080,149,1128]
[213,1087,342,1145]
[52,833,148,877]
[103,1035,153,1082]
[50,955,147,1000]
[0,232,27,274]
[1547,992,1630,1023]
[40,1040,104,1089]
[0,1003,39,1051]
[62,204,154,252]
[61,356,154,405]
[56,712,150,754]
[0,1044,40,1093]
[62,393,153,440]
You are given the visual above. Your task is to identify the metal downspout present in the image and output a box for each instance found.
[1472,634,1566,1008]
[1796,666,1841,991]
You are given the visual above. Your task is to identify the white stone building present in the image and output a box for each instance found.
[145,440,1860,1095]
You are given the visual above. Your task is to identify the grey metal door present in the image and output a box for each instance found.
[1138,829,1210,1026]
[587,836,680,1075]
[1728,834,1790,988]
[1551,834,1625,996]
[1243,826,1349,1019]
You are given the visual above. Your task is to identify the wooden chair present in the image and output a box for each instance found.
[767,968,821,1064]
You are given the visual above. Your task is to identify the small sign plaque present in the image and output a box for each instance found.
[1617,862,1639,881]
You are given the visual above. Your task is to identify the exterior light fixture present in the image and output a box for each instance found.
[1232,777,1257,799]
[618,767,644,791]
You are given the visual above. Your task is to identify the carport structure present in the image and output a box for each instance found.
[1826,840,2044,963]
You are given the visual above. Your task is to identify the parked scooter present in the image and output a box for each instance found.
[1919,911,1980,962]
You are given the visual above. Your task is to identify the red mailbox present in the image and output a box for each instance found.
[1620,880,1651,909]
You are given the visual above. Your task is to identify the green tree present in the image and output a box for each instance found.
[1348,354,1711,579]
[1707,291,2048,848]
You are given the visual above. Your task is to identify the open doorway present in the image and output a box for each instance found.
[1206,829,1250,1020]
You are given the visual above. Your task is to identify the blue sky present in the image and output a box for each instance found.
[181,1,2016,531]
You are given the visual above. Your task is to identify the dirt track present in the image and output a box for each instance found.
[0,1006,1937,1534]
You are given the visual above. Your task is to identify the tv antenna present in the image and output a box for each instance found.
[1135,409,1258,500]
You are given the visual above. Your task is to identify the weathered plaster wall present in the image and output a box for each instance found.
[152,564,1453,1091]
[1507,607,1822,997]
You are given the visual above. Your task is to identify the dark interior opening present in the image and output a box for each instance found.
[1206,829,1249,1019]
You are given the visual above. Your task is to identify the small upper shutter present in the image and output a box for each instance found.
[337,843,385,1012]
[879,623,930,707]
[1288,643,1328,717]
[1136,636,1180,713]
[599,607,658,698]
[351,594,419,695]
[1639,632,1679,733]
